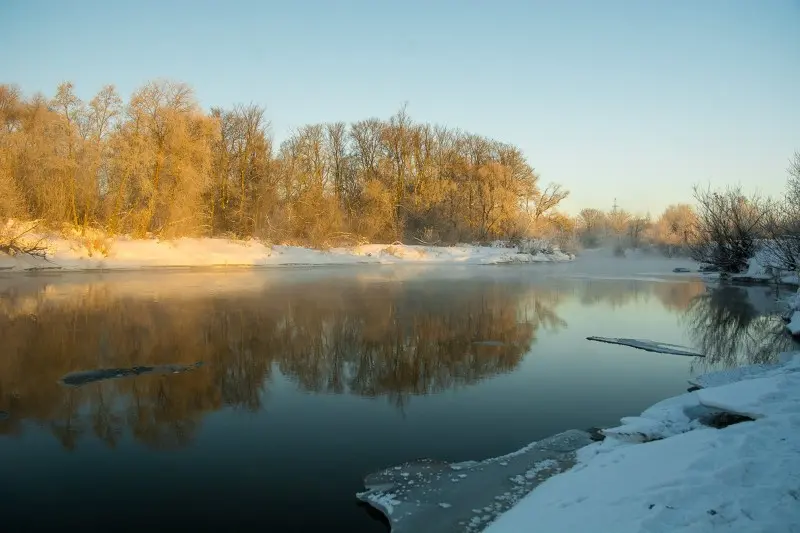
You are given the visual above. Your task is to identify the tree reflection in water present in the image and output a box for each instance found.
[1,272,777,452]
[0,275,567,449]
[684,285,799,371]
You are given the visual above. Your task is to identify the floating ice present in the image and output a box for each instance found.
[356,430,592,532]
[586,336,704,357]
[59,362,204,387]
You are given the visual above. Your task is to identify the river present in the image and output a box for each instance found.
[0,264,795,532]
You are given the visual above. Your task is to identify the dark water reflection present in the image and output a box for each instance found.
[685,284,799,371]
[0,268,793,532]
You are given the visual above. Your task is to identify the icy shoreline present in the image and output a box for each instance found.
[0,237,573,272]
[359,352,800,532]
[484,352,800,533]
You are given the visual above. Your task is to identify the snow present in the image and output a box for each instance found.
[729,247,800,286]
[789,312,800,337]
[688,362,785,389]
[586,337,704,357]
[695,374,800,419]
[0,235,573,271]
[485,353,800,533]
[787,287,800,337]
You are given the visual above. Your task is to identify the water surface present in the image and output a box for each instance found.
[0,266,794,532]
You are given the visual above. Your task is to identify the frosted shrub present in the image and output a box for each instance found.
[518,238,555,255]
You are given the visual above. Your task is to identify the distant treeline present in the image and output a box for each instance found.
[0,81,573,246]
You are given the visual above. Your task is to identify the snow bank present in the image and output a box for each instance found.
[485,353,800,533]
[730,247,800,286]
[786,287,800,337]
[788,311,800,337]
[0,236,573,272]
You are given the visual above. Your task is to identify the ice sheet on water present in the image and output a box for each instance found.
[356,429,593,533]
[59,362,204,387]
[587,336,704,357]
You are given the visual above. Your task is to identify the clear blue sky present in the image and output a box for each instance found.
[1,0,798,215]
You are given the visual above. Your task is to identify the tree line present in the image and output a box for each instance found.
[0,80,573,246]
[574,203,697,255]
[2,80,794,265]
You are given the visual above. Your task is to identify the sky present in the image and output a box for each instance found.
[1,0,798,215]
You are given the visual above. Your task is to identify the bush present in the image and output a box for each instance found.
[60,224,112,258]
[518,238,555,255]
[761,156,800,272]
[689,185,765,273]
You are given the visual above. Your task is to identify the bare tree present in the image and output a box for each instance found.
[529,183,568,222]
[788,151,800,207]
[690,185,766,273]
[325,122,350,205]
[652,203,697,256]
[577,208,606,247]
[350,118,383,183]
[627,215,651,249]
[50,82,86,225]
[0,221,48,258]
[606,206,631,237]
[762,152,800,273]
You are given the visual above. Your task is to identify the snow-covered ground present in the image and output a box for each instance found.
[729,247,800,286]
[0,236,573,271]
[485,352,800,533]
[787,287,800,337]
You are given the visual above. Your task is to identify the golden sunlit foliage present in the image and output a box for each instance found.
[0,81,570,246]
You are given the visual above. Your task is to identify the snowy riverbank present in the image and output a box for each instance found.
[0,236,573,272]
[724,247,800,287]
[485,352,800,533]
[359,352,800,532]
